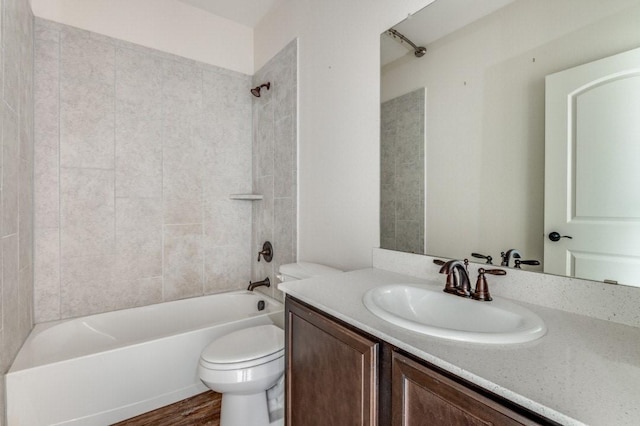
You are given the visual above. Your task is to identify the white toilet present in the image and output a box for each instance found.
[198,262,342,426]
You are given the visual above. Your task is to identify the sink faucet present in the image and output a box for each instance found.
[500,249,521,267]
[437,259,472,297]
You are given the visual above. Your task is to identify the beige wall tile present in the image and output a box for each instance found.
[60,168,115,258]
[205,244,250,294]
[162,60,202,121]
[60,254,115,317]
[2,235,21,365]
[3,105,20,237]
[163,224,203,300]
[163,122,203,225]
[115,117,162,199]
[59,78,114,169]
[116,48,163,120]
[115,197,162,280]
[34,227,60,322]
[34,33,60,231]
[59,26,115,84]
[1,3,35,406]
[19,158,34,271]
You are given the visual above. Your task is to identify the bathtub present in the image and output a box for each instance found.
[6,291,283,426]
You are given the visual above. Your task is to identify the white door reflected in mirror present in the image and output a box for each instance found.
[544,47,640,286]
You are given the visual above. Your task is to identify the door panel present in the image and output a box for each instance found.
[544,47,640,286]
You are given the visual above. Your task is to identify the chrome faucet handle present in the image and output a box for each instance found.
[471,268,506,301]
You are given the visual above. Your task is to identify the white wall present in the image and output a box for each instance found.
[255,0,434,271]
[30,0,253,74]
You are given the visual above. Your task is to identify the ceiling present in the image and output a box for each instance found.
[381,0,516,66]
[177,0,284,28]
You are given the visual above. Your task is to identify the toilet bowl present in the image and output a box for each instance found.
[198,262,342,426]
[199,324,284,426]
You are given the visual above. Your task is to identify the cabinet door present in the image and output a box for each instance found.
[286,298,379,426]
[392,352,543,426]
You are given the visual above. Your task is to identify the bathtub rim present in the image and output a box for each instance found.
[9,290,283,373]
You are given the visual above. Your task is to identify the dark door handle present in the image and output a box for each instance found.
[548,232,573,242]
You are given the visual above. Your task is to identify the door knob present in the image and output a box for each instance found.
[548,232,573,242]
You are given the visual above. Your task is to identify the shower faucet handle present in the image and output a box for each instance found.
[257,241,273,263]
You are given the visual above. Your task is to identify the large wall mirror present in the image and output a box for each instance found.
[380,0,640,287]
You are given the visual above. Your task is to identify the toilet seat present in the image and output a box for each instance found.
[200,324,284,371]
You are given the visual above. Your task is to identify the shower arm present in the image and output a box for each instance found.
[387,28,426,57]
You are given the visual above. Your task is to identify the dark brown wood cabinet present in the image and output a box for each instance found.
[286,297,380,425]
[392,352,542,426]
[286,296,553,426]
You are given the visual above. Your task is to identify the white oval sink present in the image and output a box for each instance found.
[363,284,546,344]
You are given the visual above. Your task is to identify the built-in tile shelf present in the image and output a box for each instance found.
[229,194,264,200]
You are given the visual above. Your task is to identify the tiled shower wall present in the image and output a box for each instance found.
[380,88,425,254]
[0,0,34,421]
[34,19,254,321]
[252,41,297,300]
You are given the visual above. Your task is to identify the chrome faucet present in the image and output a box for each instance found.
[437,259,472,297]
[500,249,521,267]
[247,277,270,291]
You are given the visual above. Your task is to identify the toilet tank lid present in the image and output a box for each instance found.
[279,262,343,279]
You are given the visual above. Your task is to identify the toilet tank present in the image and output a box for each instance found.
[277,262,342,282]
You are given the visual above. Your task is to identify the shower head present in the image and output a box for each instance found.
[387,28,426,59]
[251,82,271,97]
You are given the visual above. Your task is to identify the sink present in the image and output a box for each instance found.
[363,284,546,344]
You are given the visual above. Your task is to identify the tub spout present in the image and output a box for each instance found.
[248,277,270,291]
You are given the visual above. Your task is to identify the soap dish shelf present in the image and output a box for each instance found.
[229,194,264,200]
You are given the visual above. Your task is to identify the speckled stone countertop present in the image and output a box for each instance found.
[279,268,640,426]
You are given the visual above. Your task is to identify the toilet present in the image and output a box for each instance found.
[198,262,342,426]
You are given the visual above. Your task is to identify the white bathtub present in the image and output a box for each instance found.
[6,291,283,426]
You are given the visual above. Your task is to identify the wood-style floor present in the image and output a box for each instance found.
[113,391,221,426]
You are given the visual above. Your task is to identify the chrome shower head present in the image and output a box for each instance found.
[251,82,271,97]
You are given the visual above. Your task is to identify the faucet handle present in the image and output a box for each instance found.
[514,259,540,269]
[257,241,273,262]
[484,268,507,276]
[471,268,506,301]
[433,259,446,266]
[471,252,493,264]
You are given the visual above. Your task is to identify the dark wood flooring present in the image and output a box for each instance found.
[113,391,221,426]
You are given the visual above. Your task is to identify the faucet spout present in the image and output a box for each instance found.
[500,249,521,267]
[438,260,471,297]
[247,277,270,291]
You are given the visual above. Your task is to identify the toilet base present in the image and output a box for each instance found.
[220,391,270,426]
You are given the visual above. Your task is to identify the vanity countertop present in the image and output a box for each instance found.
[279,268,640,426]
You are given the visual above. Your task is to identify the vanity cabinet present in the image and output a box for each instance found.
[286,297,380,425]
[286,296,553,426]
[392,352,542,425]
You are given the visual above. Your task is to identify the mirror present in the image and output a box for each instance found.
[380,0,640,287]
